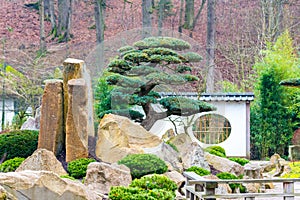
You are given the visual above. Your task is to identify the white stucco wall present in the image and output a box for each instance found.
[150,101,248,157]
[0,98,15,130]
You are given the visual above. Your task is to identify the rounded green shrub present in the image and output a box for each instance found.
[0,130,39,160]
[118,154,168,179]
[228,157,250,166]
[130,175,177,193]
[205,146,226,157]
[109,186,175,200]
[67,158,96,179]
[186,166,211,176]
[0,157,25,172]
[216,172,246,193]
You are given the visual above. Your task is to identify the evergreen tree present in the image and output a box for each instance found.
[95,37,215,130]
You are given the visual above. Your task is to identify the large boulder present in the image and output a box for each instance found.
[202,174,232,194]
[0,171,101,200]
[204,153,244,176]
[259,154,291,177]
[143,142,182,171]
[84,162,132,195]
[169,133,209,171]
[164,171,185,194]
[243,162,263,179]
[95,114,161,163]
[16,148,67,176]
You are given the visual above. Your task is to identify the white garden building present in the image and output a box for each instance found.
[151,92,255,158]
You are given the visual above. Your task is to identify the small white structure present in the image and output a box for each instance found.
[150,92,254,158]
[0,97,16,130]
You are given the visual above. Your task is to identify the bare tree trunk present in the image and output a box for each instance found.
[39,0,46,53]
[189,0,206,37]
[49,0,56,33]
[142,0,152,38]
[206,0,216,92]
[58,0,72,42]
[184,0,194,29]
[178,0,184,33]
[95,0,105,43]
[44,0,50,17]
[158,0,165,36]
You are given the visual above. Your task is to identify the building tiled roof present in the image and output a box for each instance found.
[160,92,255,102]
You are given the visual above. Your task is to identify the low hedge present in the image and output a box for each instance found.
[0,157,25,172]
[118,154,168,179]
[0,130,39,160]
[67,158,96,179]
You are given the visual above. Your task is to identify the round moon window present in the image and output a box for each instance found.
[192,114,231,144]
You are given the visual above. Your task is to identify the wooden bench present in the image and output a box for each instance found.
[183,171,300,200]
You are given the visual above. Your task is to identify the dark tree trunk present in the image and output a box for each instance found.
[178,0,184,33]
[158,0,165,36]
[206,0,216,92]
[184,0,194,29]
[39,0,46,53]
[141,103,167,131]
[95,0,105,43]
[49,0,56,33]
[189,0,206,37]
[58,0,72,42]
[142,0,152,38]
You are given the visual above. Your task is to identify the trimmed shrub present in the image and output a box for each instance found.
[228,157,250,166]
[67,158,96,179]
[130,175,177,193]
[216,172,246,193]
[186,166,211,176]
[118,154,168,179]
[205,146,226,157]
[0,130,39,160]
[0,157,25,172]
[109,186,175,200]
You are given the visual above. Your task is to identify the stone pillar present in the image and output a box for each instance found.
[65,78,89,162]
[63,58,84,124]
[38,80,64,156]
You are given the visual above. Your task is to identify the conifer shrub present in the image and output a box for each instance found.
[0,157,25,172]
[228,157,250,166]
[205,146,226,157]
[109,175,177,200]
[118,154,168,179]
[109,186,175,200]
[186,166,211,176]
[216,172,246,193]
[0,130,39,160]
[67,158,96,179]
[130,174,177,192]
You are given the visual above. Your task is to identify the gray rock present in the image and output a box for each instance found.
[84,162,132,195]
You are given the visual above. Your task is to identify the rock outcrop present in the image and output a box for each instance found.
[204,153,244,176]
[169,133,210,171]
[16,148,67,176]
[0,171,102,200]
[143,142,182,171]
[84,162,132,195]
[95,114,161,163]
[38,80,64,156]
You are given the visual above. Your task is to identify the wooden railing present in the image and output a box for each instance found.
[183,171,300,200]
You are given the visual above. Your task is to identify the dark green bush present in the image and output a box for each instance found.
[109,186,175,200]
[130,175,177,193]
[228,157,250,166]
[118,154,168,179]
[205,146,226,157]
[186,166,211,176]
[67,158,96,179]
[0,130,39,160]
[216,172,246,193]
[0,157,25,172]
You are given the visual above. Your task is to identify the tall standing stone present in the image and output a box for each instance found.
[66,78,89,162]
[38,80,64,156]
[63,58,95,161]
